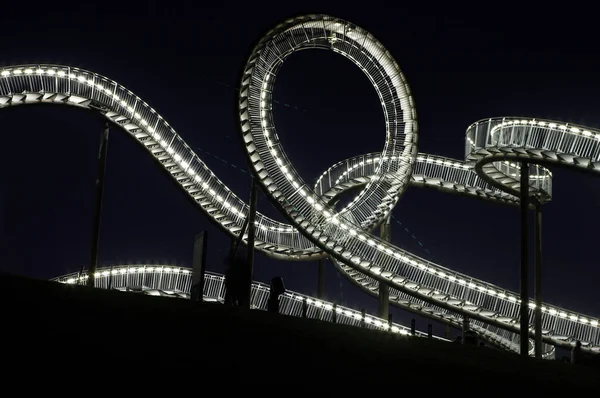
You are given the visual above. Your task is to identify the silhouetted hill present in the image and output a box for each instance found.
[2,272,597,391]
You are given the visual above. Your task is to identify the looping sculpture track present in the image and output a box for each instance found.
[1,14,598,357]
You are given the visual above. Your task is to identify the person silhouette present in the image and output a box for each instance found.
[224,252,242,306]
[267,277,285,313]
[571,340,583,364]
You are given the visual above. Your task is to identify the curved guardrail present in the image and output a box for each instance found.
[1,14,597,356]
[314,152,550,205]
[51,265,447,340]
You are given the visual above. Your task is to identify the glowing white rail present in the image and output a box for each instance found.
[315,152,551,205]
[1,14,597,356]
[51,265,447,340]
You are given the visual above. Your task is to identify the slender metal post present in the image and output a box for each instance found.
[519,162,530,356]
[534,204,543,359]
[224,238,237,306]
[107,265,113,290]
[317,258,325,299]
[191,231,208,302]
[332,303,337,323]
[243,177,258,309]
[378,284,389,320]
[231,212,250,260]
[87,121,110,288]
[385,215,391,242]
[378,216,391,319]
[302,298,308,318]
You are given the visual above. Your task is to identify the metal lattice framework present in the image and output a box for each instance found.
[2,14,598,357]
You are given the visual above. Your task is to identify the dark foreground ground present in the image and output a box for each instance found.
[1,272,598,391]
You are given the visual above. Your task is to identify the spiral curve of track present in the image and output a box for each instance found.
[2,14,598,356]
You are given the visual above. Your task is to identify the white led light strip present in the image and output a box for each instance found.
[1,15,598,356]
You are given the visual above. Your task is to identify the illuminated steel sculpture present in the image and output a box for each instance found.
[2,14,598,357]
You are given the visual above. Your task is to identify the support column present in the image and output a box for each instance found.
[191,231,208,302]
[519,162,530,357]
[226,213,249,306]
[317,258,325,299]
[107,265,113,290]
[378,216,391,320]
[534,204,543,359]
[378,284,389,320]
[229,237,236,258]
[242,177,258,309]
[87,121,110,288]
[231,212,249,259]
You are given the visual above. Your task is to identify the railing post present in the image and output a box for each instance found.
[427,324,433,339]
[411,318,416,336]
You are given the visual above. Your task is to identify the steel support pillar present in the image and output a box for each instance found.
[191,231,208,302]
[534,204,543,359]
[229,237,236,258]
[519,162,530,357]
[86,121,110,288]
[378,284,389,320]
[107,265,113,290]
[378,216,391,320]
[242,177,258,309]
[317,258,325,299]
[231,211,249,260]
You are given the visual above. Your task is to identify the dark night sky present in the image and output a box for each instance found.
[1,3,599,328]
